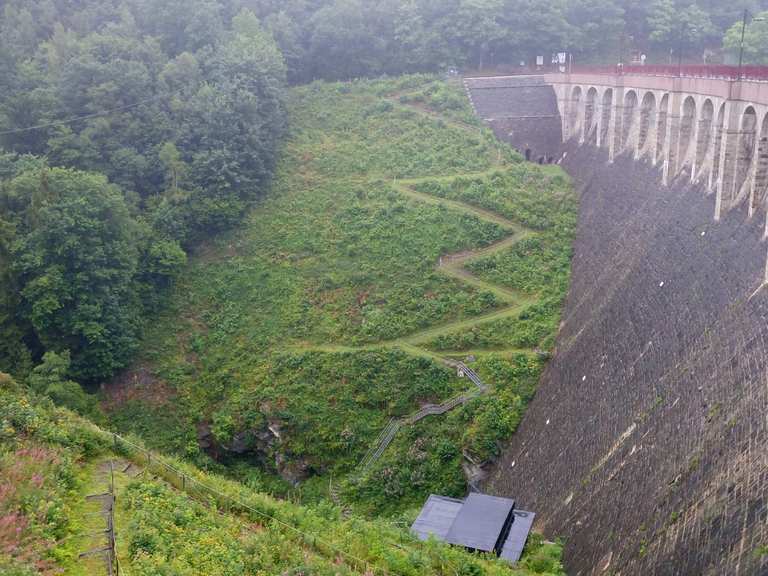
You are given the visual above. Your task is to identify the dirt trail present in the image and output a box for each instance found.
[295,99,543,359]
[292,172,539,354]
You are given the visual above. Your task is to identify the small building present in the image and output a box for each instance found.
[411,493,535,563]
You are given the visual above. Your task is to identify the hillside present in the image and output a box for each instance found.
[103,76,577,515]
[0,373,563,575]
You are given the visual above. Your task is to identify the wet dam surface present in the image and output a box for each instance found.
[467,78,768,575]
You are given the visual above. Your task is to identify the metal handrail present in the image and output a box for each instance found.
[561,64,768,82]
[356,364,487,474]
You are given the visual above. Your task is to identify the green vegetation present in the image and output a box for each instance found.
[753,544,768,559]
[0,373,111,576]
[209,350,462,469]
[27,351,102,423]
[0,0,757,389]
[7,1,749,571]
[122,480,356,575]
[0,5,286,382]
[0,0,744,86]
[0,372,564,575]
[1,1,580,561]
[724,12,768,64]
[100,76,576,517]
[348,353,543,514]
[426,300,563,352]
[420,168,576,354]
[411,168,573,231]
[253,1,763,76]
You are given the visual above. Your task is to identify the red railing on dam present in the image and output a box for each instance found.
[569,64,768,82]
[465,65,768,82]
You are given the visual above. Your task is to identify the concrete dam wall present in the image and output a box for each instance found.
[464,75,562,161]
[467,78,768,575]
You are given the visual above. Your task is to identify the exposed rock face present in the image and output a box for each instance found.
[485,144,768,575]
[275,453,311,486]
[462,456,488,491]
[197,419,311,485]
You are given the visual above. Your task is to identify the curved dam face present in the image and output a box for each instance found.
[467,78,768,575]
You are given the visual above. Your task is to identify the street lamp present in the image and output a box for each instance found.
[738,9,766,80]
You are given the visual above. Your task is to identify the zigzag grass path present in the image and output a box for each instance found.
[290,170,541,358]
[288,100,547,471]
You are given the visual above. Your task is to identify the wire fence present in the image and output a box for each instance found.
[103,431,401,576]
[95,364,490,574]
[79,461,118,576]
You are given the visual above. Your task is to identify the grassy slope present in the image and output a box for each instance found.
[104,76,577,516]
[0,374,563,575]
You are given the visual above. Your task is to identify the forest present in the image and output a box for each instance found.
[3,1,766,574]
[2,0,768,390]
[0,0,287,385]
[0,70,572,575]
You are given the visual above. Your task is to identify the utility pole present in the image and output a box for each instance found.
[738,8,748,80]
[618,30,624,72]
[677,21,687,77]
[737,10,765,80]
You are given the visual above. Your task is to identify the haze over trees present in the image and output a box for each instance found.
[1,0,765,388]
[0,1,286,382]
[2,1,764,573]
[246,0,768,80]
[723,10,768,64]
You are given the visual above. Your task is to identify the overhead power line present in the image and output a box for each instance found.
[0,92,173,137]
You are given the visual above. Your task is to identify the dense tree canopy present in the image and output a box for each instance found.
[723,10,768,64]
[8,167,140,381]
[247,0,768,80]
[1,0,766,386]
[0,1,287,383]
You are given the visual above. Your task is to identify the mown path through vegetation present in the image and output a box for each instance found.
[291,100,550,469]
[65,457,140,575]
[389,174,539,350]
[287,174,540,358]
[296,98,544,361]
[107,79,575,513]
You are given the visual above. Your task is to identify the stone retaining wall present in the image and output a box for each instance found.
[464,76,562,161]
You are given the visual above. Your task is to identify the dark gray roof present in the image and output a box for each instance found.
[500,510,536,563]
[444,493,515,552]
[411,493,535,563]
[411,495,463,542]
